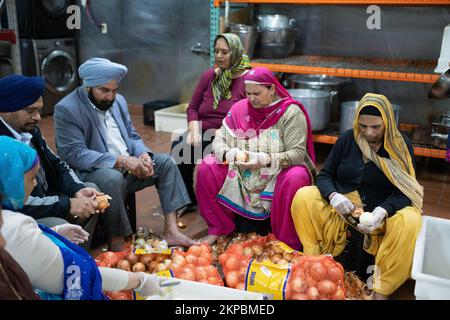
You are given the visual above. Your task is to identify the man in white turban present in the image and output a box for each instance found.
[54,58,195,250]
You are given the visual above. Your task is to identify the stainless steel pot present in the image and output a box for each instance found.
[230,24,258,59]
[255,28,297,58]
[257,27,297,44]
[340,101,402,134]
[287,89,331,131]
[283,74,351,122]
[256,15,296,29]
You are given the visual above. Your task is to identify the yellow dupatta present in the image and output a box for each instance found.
[353,93,424,210]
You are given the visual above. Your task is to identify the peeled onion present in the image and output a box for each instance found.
[126,253,139,266]
[139,254,154,266]
[117,259,131,271]
[132,262,146,273]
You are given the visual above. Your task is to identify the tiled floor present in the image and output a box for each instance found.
[39,104,450,299]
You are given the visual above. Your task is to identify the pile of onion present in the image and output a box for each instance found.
[218,252,248,290]
[171,244,223,286]
[285,255,346,300]
[115,252,172,274]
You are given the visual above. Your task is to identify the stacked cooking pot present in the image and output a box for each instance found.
[255,15,297,59]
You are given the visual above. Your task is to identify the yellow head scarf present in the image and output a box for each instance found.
[353,93,424,210]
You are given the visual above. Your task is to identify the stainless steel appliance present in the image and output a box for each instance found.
[287,88,331,131]
[20,38,78,115]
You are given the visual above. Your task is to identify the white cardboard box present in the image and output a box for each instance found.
[146,278,267,300]
[154,103,188,134]
[412,215,450,300]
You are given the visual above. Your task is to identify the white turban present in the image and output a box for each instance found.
[78,57,128,87]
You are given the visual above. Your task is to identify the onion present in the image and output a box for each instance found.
[225,271,239,288]
[331,287,346,300]
[277,259,289,266]
[251,244,264,257]
[290,277,307,293]
[218,253,228,266]
[271,243,284,254]
[306,275,318,288]
[155,254,166,263]
[117,259,131,271]
[230,243,244,256]
[207,276,220,286]
[139,254,154,266]
[126,253,139,266]
[243,247,253,258]
[205,265,217,277]
[291,293,309,300]
[327,266,342,282]
[270,253,282,264]
[310,262,327,281]
[179,268,195,281]
[224,256,240,271]
[132,262,146,273]
[236,282,246,291]
[283,252,293,262]
[148,260,159,273]
[194,266,208,280]
[172,255,186,266]
[306,287,320,300]
[238,267,247,282]
[200,244,210,255]
[317,279,337,296]
[196,256,210,266]
[185,254,198,265]
[187,245,202,257]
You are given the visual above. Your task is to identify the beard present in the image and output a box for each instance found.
[88,90,115,111]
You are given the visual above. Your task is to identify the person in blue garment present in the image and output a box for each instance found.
[0,136,164,300]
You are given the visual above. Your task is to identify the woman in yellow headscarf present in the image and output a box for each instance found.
[290,93,423,300]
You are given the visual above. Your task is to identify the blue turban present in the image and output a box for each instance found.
[78,58,128,87]
[0,136,39,210]
[0,75,45,113]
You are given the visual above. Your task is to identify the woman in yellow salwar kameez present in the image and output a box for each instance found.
[291,93,423,300]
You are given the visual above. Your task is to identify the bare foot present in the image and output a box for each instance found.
[163,230,196,247]
[373,292,389,300]
[197,234,220,246]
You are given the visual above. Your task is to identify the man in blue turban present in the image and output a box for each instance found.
[0,75,105,249]
[54,58,194,248]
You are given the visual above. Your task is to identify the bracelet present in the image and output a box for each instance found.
[122,156,128,169]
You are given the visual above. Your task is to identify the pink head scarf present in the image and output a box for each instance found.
[224,67,316,163]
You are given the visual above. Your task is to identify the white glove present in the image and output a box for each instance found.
[225,148,242,164]
[330,192,355,216]
[357,207,387,233]
[134,272,162,297]
[237,151,271,169]
[53,223,89,245]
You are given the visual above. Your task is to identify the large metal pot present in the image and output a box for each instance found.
[340,101,402,134]
[256,15,296,29]
[230,24,258,59]
[287,89,331,131]
[283,74,351,122]
[255,27,297,58]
